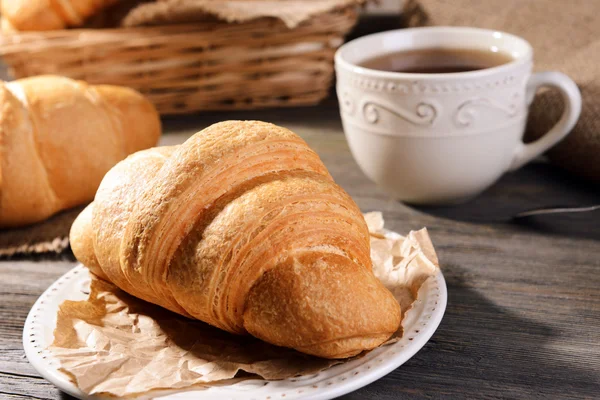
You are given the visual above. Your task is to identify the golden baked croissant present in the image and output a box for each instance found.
[0,75,161,228]
[70,120,401,359]
[0,0,119,31]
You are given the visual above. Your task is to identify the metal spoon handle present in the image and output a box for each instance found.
[513,204,600,218]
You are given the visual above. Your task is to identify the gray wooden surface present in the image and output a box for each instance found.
[1,102,599,399]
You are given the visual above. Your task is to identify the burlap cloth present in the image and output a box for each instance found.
[86,0,366,28]
[0,206,85,257]
[404,0,600,183]
[120,0,364,28]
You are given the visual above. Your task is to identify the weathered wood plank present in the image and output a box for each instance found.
[0,372,68,400]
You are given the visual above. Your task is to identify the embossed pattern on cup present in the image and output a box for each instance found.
[337,65,529,137]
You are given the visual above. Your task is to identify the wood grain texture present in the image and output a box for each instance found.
[1,102,599,399]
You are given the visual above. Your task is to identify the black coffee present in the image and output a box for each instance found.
[359,47,514,74]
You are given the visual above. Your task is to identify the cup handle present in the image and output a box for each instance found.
[508,71,582,171]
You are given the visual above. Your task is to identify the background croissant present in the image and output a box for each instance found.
[0,75,160,228]
[1,0,119,31]
[71,120,401,359]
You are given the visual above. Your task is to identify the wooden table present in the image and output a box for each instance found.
[1,103,599,400]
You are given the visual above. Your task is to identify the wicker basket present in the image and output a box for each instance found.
[0,7,357,114]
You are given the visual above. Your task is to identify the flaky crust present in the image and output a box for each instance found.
[0,75,160,227]
[70,121,401,359]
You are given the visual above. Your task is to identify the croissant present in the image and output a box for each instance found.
[70,120,401,359]
[0,0,118,31]
[0,75,161,228]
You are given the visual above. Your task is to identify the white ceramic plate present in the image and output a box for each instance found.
[24,253,446,399]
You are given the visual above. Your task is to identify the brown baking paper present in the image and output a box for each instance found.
[49,212,439,397]
[122,0,364,28]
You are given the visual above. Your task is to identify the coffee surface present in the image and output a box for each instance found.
[359,47,514,74]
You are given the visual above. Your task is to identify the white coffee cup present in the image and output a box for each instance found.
[335,27,582,205]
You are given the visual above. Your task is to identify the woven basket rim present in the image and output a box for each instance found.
[0,6,357,37]
[0,7,356,55]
